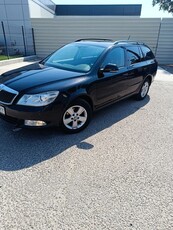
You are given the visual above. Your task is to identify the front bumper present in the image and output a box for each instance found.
[0,102,65,128]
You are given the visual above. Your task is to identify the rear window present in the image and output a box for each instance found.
[140,45,155,60]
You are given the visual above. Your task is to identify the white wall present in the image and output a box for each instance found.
[0,0,56,55]
[0,0,32,55]
[0,0,45,56]
[28,0,55,18]
[0,0,31,27]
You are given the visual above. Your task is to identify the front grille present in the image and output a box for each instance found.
[0,90,17,104]
[0,84,19,105]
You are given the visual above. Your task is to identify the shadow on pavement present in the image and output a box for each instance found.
[0,96,150,171]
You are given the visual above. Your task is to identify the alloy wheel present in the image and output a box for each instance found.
[63,105,88,130]
[141,81,149,98]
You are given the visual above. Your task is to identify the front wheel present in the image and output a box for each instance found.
[61,99,92,133]
[136,79,150,100]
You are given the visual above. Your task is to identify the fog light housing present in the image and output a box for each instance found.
[24,120,47,127]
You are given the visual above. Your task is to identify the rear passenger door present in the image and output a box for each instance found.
[140,45,158,77]
[124,45,144,94]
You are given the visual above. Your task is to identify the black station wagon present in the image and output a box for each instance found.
[0,39,158,133]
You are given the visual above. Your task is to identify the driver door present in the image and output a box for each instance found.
[95,47,129,107]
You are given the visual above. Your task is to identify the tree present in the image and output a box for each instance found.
[152,0,173,14]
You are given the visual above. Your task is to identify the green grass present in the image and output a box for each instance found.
[0,55,23,61]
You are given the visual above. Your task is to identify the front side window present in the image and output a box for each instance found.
[126,46,142,65]
[45,44,105,73]
[102,47,125,68]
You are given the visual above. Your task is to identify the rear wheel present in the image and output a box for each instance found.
[136,79,150,100]
[61,99,92,133]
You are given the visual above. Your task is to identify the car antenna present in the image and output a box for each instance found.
[128,35,131,40]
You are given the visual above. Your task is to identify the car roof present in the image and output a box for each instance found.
[74,41,114,48]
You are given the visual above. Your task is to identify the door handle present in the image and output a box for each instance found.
[123,73,129,77]
[128,65,134,69]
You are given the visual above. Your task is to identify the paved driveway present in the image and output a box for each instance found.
[0,65,173,229]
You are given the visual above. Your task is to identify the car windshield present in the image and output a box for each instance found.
[44,43,105,73]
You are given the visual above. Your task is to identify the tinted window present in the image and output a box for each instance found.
[141,45,155,60]
[102,47,125,68]
[126,46,142,65]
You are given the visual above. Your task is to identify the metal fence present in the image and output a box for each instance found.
[0,22,36,60]
[31,17,173,64]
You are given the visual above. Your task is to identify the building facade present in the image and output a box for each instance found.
[0,1,173,64]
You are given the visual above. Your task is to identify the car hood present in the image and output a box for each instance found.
[0,63,85,93]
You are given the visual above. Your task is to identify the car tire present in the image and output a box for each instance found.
[136,79,150,100]
[61,99,92,134]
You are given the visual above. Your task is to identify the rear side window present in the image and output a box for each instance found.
[140,45,155,60]
[126,46,142,65]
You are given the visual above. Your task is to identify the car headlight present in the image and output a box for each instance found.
[17,91,59,107]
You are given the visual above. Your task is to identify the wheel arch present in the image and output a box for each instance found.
[75,94,94,110]
[145,75,153,85]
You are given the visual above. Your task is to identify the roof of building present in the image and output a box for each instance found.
[55,4,142,16]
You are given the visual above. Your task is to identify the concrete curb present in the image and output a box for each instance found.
[158,66,173,76]
[0,55,38,67]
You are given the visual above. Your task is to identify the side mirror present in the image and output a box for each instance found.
[103,64,119,72]
[98,64,119,78]
[99,64,119,73]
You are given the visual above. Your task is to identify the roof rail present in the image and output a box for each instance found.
[114,40,145,45]
[75,38,113,42]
